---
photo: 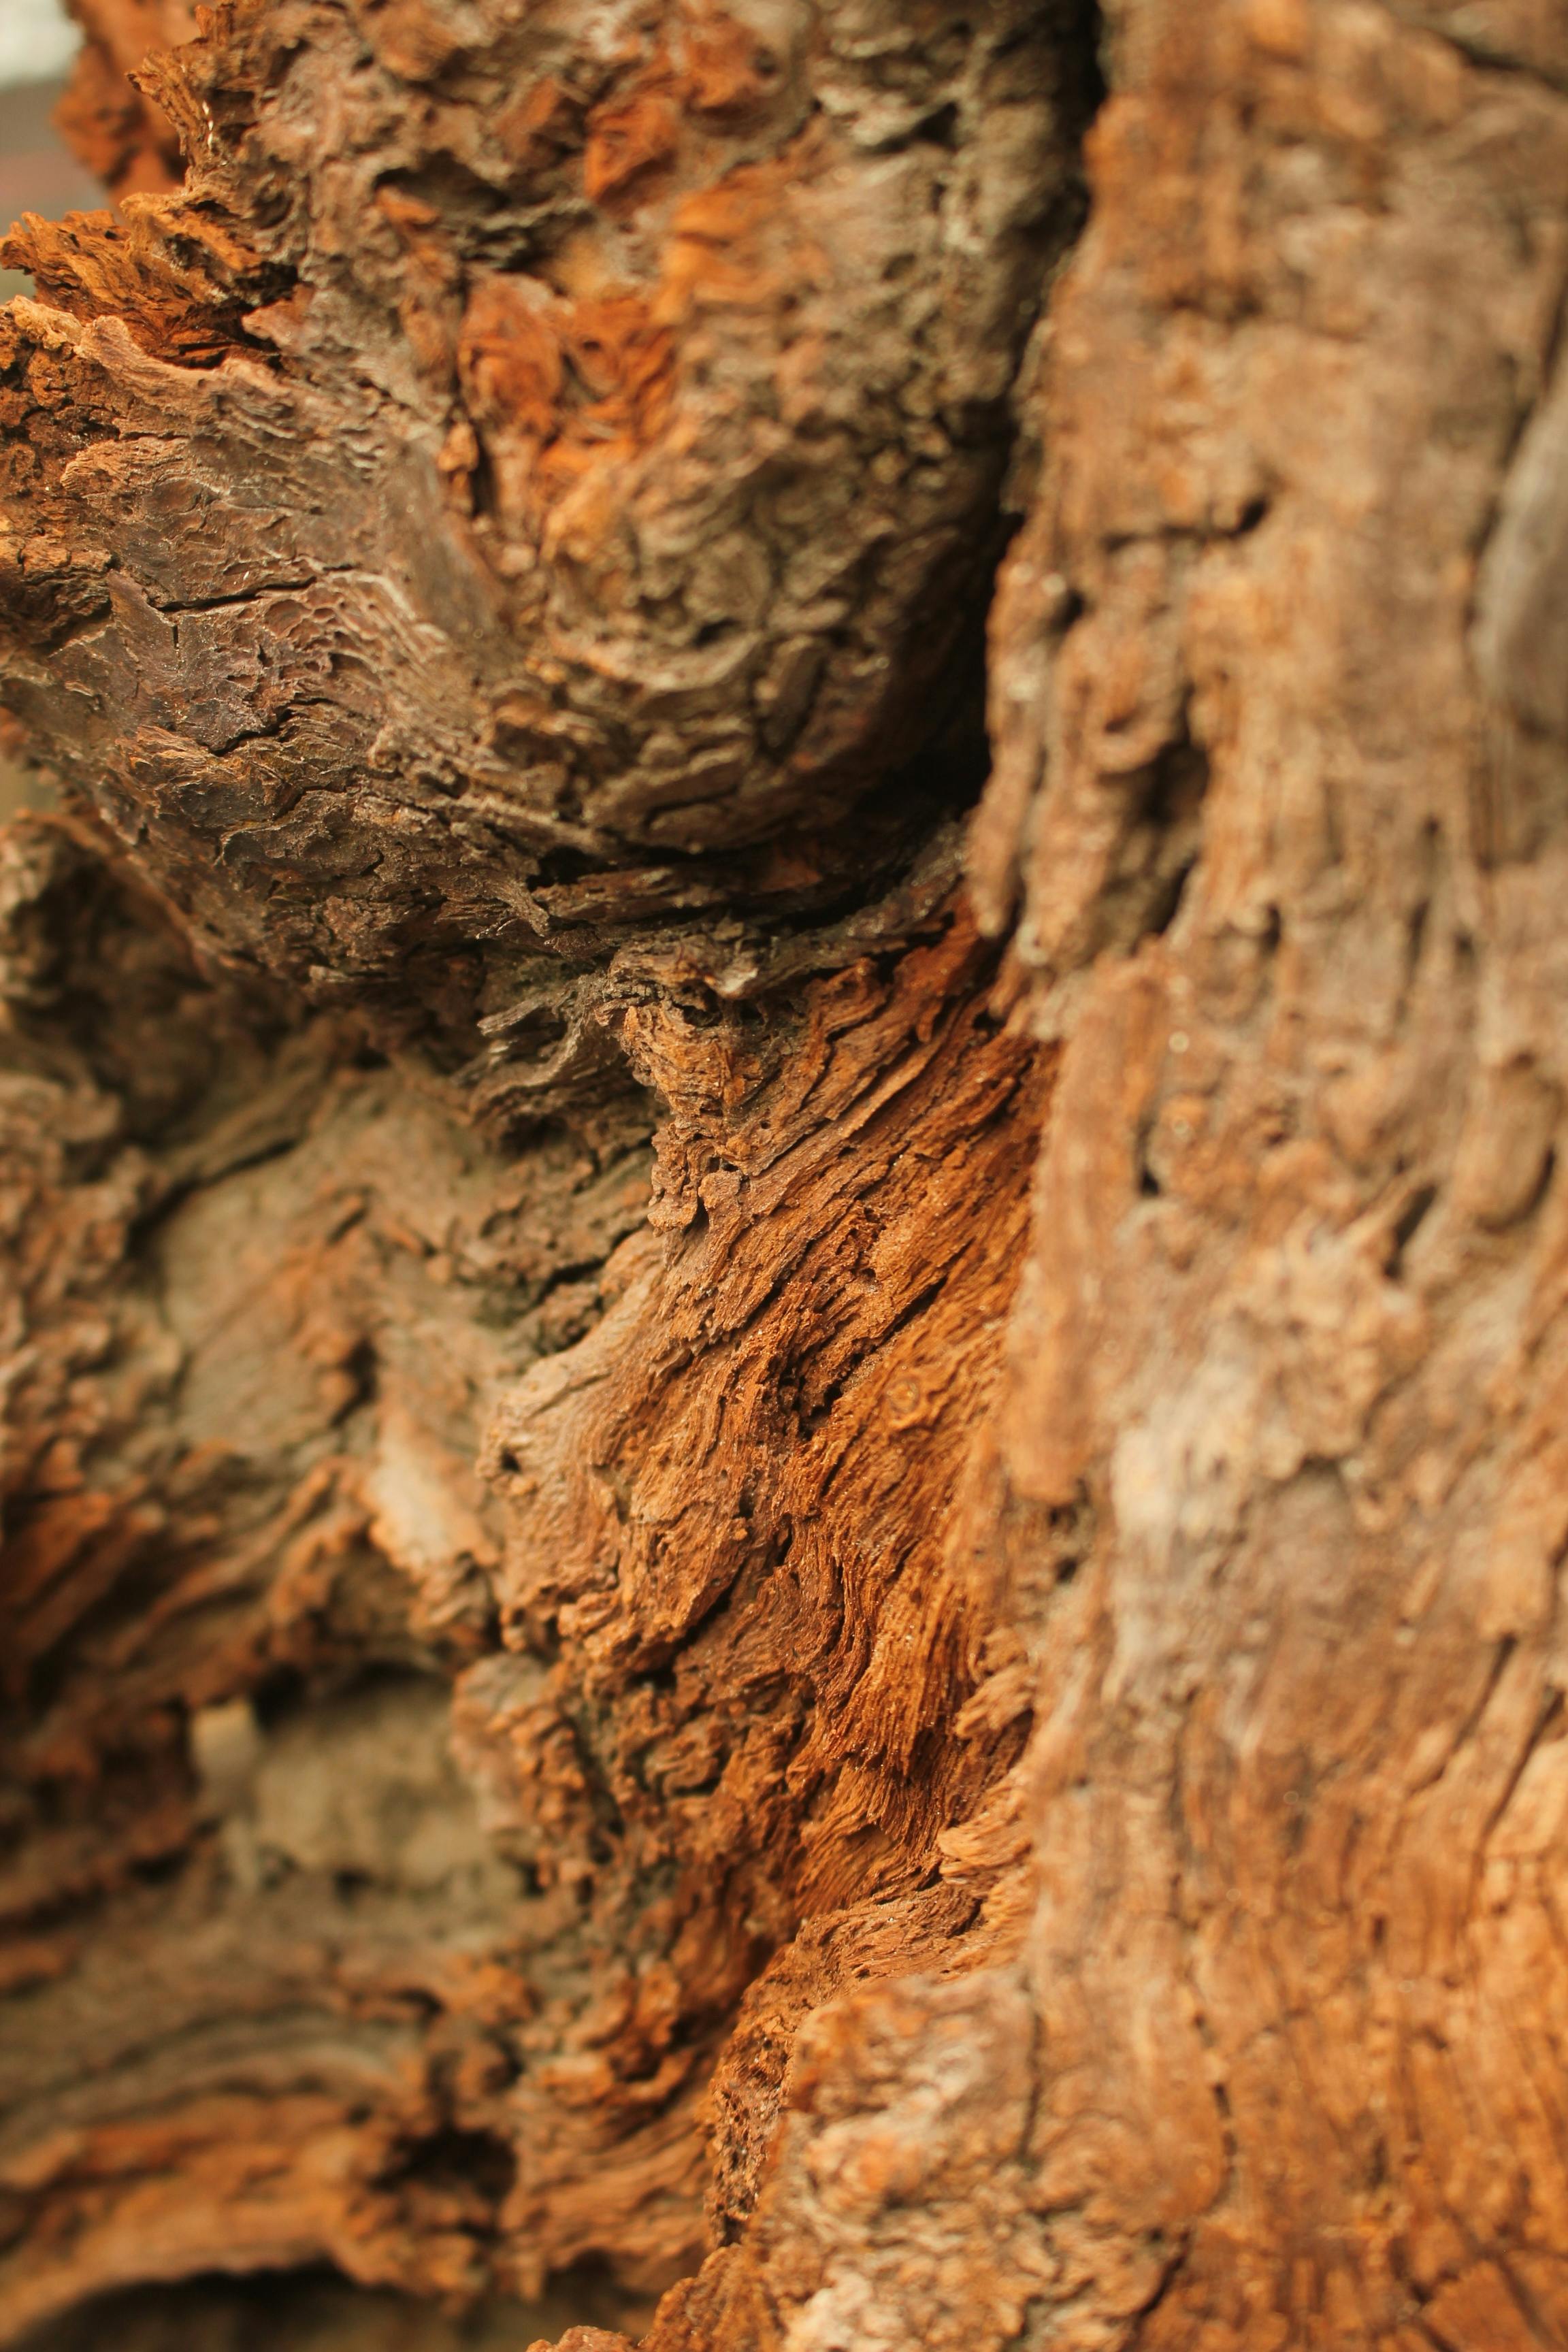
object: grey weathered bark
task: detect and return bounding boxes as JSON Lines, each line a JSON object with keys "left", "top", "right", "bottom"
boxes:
{"left": 3, "top": 1, "right": 1568, "bottom": 2348}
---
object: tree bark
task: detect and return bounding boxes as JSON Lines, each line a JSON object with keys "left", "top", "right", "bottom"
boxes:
{"left": 2, "top": 1, "right": 1567, "bottom": 2349}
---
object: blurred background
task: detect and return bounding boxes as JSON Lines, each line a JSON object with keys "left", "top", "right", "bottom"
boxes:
{"left": 1, "top": 0, "right": 99, "bottom": 815}
{"left": 1, "top": 0, "right": 100, "bottom": 302}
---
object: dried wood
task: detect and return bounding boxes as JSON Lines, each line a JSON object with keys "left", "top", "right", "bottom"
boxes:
{"left": 3, "top": 1, "right": 1568, "bottom": 2348}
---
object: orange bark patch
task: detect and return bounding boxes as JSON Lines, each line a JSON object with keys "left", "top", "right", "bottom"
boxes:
{"left": 459, "top": 274, "right": 676, "bottom": 516}
{"left": 457, "top": 278, "right": 566, "bottom": 438}
{"left": 680, "top": 6, "right": 783, "bottom": 118}
{"left": 659, "top": 139, "right": 828, "bottom": 320}
{"left": 560, "top": 293, "right": 676, "bottom": 443}
{"left": 584, "top": 84, "right": 684, "bottom": 210}
{"left": 495, "top": 76, "right": 585, "bottom": 174}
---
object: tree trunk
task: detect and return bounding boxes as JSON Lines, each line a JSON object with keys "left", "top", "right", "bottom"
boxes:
{"left": 2, "top": 1, "right": 1566, "bottom": 2347}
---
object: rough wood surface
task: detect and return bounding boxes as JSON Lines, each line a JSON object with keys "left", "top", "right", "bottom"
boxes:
{"left": 4, "top": 0, "right": 1568, "bottom": 2347}
{"left": 1, "top": 0, "right": 1093, "bottom": 1086}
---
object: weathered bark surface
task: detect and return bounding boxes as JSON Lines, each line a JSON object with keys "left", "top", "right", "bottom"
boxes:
{"left": 0, "top": 4, "right": 1079, "bottom": 2334}
{"left": 3, "top": 0, "right": 1568, "bottom": 2348}
{"left": 1, "top": 0, "right": 1092, "bottom": 1100}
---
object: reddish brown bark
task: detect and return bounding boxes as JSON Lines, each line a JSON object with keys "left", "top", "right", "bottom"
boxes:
{"left": 3, "top": 1, "right": 1568, "bottom": 2348}
{"left": 54, "top": 0, "right": 196, "bottom": 197}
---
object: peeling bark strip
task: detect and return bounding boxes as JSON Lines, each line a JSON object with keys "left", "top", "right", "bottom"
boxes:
{"left": 3, "top": 1, "right": 1568, "bottom": 2350}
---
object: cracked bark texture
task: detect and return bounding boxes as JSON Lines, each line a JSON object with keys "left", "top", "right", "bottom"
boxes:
{"left": 3, "top": 0, "right": 1568, "bottom": 2349}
